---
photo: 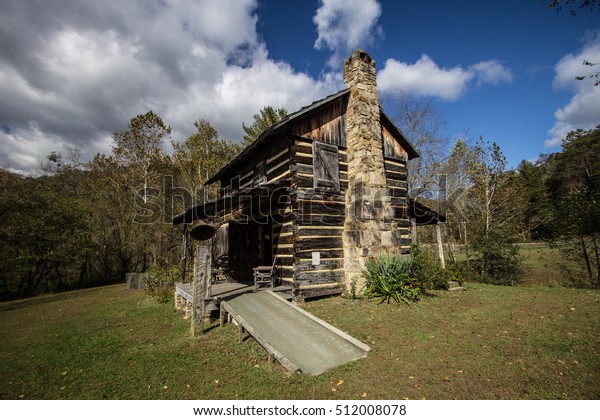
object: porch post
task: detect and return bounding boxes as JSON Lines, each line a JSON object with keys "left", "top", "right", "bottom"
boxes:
{"left": 191, "top": 240, "right": 212, "bottom": 336}
{"left": 180, "top": 224, "right": 188, "bottom": 283}
{"left": 435, "top": 223, "right": 446, "bottom": 269}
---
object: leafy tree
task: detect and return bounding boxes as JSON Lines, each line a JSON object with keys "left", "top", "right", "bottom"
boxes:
{"left": 241, "top": 106, "right": 287, "bottom": 146}
{"left": 0, "top": 164, "right": 93, "bottom": 300}
{"left": 546, "top": 127, "right": 600, "bottom": 287}
{"left": 516, "top": 158, "right": 553, "bottom": 239}
{"left": 172, "top": 119, "right": 241, "bottom": 205}
{"left": 441, "top": 137, "right": 525, "bottom": 283}
{"left": 112, "top": 110, "right": 171, "bottom": 203}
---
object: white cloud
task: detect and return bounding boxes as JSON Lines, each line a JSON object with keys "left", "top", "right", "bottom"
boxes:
{"left": 378, "top": 55, "right": 513, "bottom": 100}
{"left": 313, "top": 0, "right": 382, "bottom": 67}
{"left": 0, "top": 0, "right": 340, "bottom": 173}
{"left": 470, "top": 60, "right": 514, "bottom": 86}
{"left": 546, "top": 32, "right": 600, "bottom": 148}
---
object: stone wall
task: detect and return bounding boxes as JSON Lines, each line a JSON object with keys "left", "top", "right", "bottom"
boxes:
{"left": 342, "top": 50, "right": 401, "bottom": 294}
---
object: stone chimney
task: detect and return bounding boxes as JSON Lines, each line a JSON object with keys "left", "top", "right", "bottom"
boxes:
{"left": 342, "top": 50, "right": 400, "bottom": 294}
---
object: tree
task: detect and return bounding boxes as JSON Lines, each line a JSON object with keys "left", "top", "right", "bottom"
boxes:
{"left": 516, "top": 158, "right": 553, "bottom": 239}
{"left": 381, "top": 92, "right": 449, "bottom": 193}
{"left": 546, "top": 127, "right": 600, "bottom": 287}
{"left": 544, "top": 0, "right": 598, "bottom": 15}
{"left": 112, "top": 110, "right": 171, "bottom": 204}
{"left": 172, "top": 119, "right": 241, "bottom": 206}
{"left": 0, "top": 163, "right": 93, "bottom": 299}
{"left": 466, "top": 138, "right": 523, "bottom": 239}
{"left": 442, "top": 137, "right": 525, "bottom": 284}
{"left": 543, "top": 1, "right": 599, "bottom": 84}
{"left": 241, "top": 106, "right": 287, "bottom": 146}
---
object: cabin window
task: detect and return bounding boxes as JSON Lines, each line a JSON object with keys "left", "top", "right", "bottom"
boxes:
{"left": 253, "top": 160, "right": 267, "bottom": 187}
{"left": 313, "top": 141, "right": 340, "bottom": 191}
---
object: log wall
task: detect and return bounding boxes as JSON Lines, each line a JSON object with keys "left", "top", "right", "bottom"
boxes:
{"left": 289, "top": 136, "right": 346, "bottom": 298}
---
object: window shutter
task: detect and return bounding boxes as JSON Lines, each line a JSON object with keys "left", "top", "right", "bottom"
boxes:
{"left": 313, "top": 141, "right": 340, "bottom": 190}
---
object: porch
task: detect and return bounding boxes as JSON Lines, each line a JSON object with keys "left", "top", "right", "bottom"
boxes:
{"left": 174, "top": 280, "right": 293, "bottom": 317}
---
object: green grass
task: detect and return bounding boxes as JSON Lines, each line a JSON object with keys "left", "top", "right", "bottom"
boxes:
{"left": 1, "top": 282, "right": 599, "bottom": 399}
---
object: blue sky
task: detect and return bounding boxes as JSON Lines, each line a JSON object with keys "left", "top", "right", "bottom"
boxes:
{"left": 1, "top": 0, "right": 599, "bottom": 173}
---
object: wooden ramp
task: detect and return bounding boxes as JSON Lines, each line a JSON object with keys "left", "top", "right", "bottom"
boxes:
{"left": 221, "top": 291, "right": 370, "bottom": 375}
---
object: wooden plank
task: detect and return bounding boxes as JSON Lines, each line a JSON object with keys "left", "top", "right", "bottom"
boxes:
{"left": 296, "top": 214, "right": 345, "bottom": 226}
{"left": 221, "top": 300, "right": 301, "bottom": 373}
{"left": 266, "top": 290, "right": 370, "bottom": 352}
{"left": 294, "top": 269, "right": 344, "bottom": 283}
{"left": 295, "top": 258, "right": 344, "bottom": 271}
{"left": 299, "top": 284, "right": 344, "bottom": 300}
{"left": 222, "top": 291, "right": 368, "bottom": 375}
{"left": 385, "top": 171, "right": 407, "bottom": 182}
{"left": 297, "top": 227, "right": 344, "bottom": 237}
{"left": 295, "top": 236, "right": 343, "bottom": 251}
{"left": 297, "top": 200, "right": 345, "bottom": 215}
{"left": 384, "top": 161, "right": 407, "bottom": 172}
{"left": 175, "top": 283, "right": 193, "bottom": 302}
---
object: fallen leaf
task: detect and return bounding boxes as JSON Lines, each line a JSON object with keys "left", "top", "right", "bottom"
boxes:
{"left": 186, "top": 384, "right": 190, "bottom": 388}
{"left": 361, "top": 392, "right": 367, "bottom": 397}
{"left": 557, "top": 360, "right": 566, "bottom": 365}
{"left": 337, "top": 379, "right": 344, "bottom": 386}
{"left": 254, "top": 364, "right": 260, "bottom": 368}
{"left": 163, "top": 385, "right": 168, "bottom": 389}
{"left": 61, "top": 371, "right": 68, "bottom": 376}
{"left": 408, "top": 376, "right": 415, "bottom": 379}
{"left": 214, "top": 380, "right": 219, "bottom": 384}
{"left": 456, "top": 370, "right": 463, "bottom": 373}
{"left": 331, "top": 388, "right": 337, "bottom": 392}
{"left": 443, "top": 376, "right": 450, "bottom": 382}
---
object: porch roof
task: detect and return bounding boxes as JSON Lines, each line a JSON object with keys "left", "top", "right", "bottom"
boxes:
{"left": 409, "top": 199, "right": 446, "bottom": 225}
{"left": 172, "top": 179, "right": 290, "bottom": 225}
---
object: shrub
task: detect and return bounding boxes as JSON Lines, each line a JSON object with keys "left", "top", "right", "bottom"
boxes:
{"left": 409, "top": 244, "right": 450, "bottom": 290}
{"left": 445, "top": 262, "right": 471, "bottom": 285}
{"left": 362, "top": 253, "right": 427, "bottom": 305}
{"left": 470, "top": 235, "right": 524, "bottom": 286}
{"left": 141, "top": 265, "right": 180, "bottom": 304}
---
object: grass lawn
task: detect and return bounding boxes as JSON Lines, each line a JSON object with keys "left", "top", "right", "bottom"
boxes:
{"left": 1, "top": 281, "right": 599, "bottom": 399}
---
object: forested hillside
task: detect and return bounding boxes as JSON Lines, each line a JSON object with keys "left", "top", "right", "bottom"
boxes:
{"left": 0, "top": 112, "right": 240, "bottom": 300}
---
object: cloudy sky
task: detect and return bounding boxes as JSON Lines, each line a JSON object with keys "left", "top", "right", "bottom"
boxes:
{"left": 1, "top": 0, "right": 599, "bottom": 174}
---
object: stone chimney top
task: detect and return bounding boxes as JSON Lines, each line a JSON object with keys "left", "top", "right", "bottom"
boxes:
{"left": 343, "top": 50, "right": 376, "bottom": 87}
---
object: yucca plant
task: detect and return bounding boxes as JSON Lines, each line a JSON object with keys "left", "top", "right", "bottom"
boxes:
{"left": 362, "top": 253, "right": 423, "bottom": 305}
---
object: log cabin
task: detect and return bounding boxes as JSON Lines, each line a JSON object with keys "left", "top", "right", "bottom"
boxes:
{"left": 173, "top": 50, "right": 443, "bottom": 302}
